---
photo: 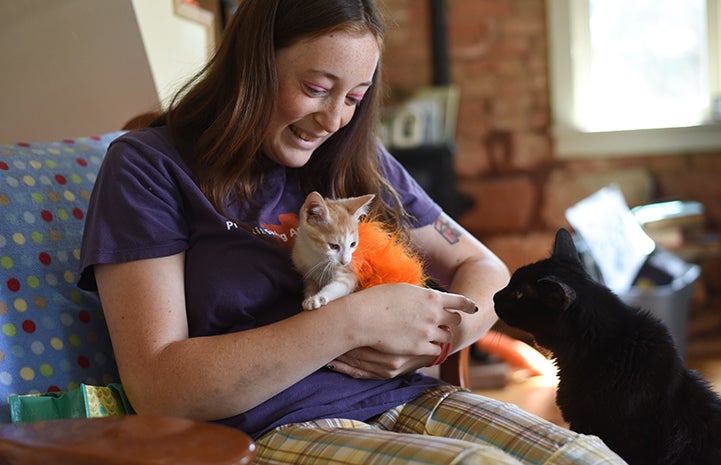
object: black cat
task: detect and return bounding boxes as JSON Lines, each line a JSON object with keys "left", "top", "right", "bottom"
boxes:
{"left": 493, "top": 228, "right": 721, "bottom": 465}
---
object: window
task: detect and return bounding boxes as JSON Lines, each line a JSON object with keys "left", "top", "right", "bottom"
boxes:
{"left": 547, "top": 0, "right": 721, "bottom": 157}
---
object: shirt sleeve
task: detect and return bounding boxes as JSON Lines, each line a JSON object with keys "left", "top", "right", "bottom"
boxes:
{"left": 377, "top": 143, "right": 442, "bottom": 228}
{"left": 78, "top": 131, "right": 193, "bottom": 290}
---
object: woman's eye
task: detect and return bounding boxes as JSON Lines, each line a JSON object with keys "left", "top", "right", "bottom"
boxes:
{"left": 304, "top": 83, "right": 326, "bottom": 96}
{"left": 346, "top": 94, "right": 364, "bottom": 106}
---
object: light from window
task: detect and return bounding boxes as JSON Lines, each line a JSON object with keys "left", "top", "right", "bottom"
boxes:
{"left": 581, "top": 0, "right": 709, "bottom": 132}
{"left": 547, "top": 0, "right": 721, "bottom": 157}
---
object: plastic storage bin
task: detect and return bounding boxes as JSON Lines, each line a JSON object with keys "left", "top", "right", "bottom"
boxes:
{"left": 575, "top": 238, "right": 700, "bottom": 360}
{"left": 618, "top": 261, "right": 700, "bottom": 359}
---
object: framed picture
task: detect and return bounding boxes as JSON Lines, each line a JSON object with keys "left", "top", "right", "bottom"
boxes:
{"left": 381, "top": 85, "right": 460, "bottom": 149}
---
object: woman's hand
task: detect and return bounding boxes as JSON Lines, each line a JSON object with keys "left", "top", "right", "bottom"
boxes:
{"left": 328, "top": 283, "right": 476, "bottom": 379}
{"left": 330, "top": 347, "right": 429, "bottom": 379}
{"left": 329, "top": 212, "right": 511, "bottom": 380}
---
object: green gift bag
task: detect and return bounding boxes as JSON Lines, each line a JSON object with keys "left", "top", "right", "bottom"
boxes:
{"left": 8, "top": 383, "right": 134, "bottom": 423}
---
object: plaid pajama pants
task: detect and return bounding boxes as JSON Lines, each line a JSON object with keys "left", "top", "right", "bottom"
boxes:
{"left": 255, "top": 385, "right": 627, "bottom": 465}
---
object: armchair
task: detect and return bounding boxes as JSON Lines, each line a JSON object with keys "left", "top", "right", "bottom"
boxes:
{"left": 0, "top": 131, "right": 470, "bottom": 463}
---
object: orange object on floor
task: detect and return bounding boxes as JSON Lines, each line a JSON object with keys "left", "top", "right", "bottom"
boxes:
{"left": 476, "top": 330, "right": 556, "bottom": 377}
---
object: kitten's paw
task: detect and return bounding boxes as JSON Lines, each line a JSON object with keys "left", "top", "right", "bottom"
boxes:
{"left": 303, "top": 295, "right": 327, "bottom": 310}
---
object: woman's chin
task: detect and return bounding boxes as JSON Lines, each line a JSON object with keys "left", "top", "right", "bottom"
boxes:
{"left": 269, "top": 150, "right": 313, "bottom": 168}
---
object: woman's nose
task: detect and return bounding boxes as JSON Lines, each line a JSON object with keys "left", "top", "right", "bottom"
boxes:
{"left": 315, "top": 100, "right": 353, "bottom": 133}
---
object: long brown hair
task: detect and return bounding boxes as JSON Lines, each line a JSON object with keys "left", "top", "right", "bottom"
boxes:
{"left": 164, "top": 0, "right": 409, "bottom": 232}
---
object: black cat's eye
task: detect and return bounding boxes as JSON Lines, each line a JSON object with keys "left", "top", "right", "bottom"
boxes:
{"left": 514, "top": 290, "right": 523, "bottom": 300}
{"left": 329, "top": 243, "right": 340, "bottom": 251}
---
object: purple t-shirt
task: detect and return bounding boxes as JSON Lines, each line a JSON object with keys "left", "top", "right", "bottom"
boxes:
{"left": 78, "top": 126, "right": 445, "bottom": 438}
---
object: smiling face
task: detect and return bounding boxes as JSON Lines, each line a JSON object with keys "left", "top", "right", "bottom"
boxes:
{"left": 261, "top": 30, "right": 380, "bottom": 168}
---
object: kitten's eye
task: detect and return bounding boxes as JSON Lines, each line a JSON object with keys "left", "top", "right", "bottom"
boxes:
{"left": 329, "top": 243, "right": 340, "bottom": 251}
{"left": 350, "top": 241, "right": 357, "bottom": 248}
{"left": 513, "top": 290, "right": 523, "bottom": 300}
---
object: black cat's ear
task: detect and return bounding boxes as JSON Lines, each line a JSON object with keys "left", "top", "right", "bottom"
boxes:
{"left": 538, "top": 275, "right": 577, "bottom": 311}
{"left": 553, "top": 228, "right": 582, "bottom": 265}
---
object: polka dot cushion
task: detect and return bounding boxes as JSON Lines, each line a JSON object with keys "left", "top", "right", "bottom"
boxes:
{"left": 0, "top": 132, "right": 124, "bottom": 423}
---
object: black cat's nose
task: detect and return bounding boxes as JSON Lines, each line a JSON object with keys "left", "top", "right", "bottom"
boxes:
{"left": 492, "top": 289, "right": 503, "bottom": 305}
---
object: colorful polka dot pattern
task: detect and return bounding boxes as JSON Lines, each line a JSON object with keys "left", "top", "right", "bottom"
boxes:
{"left": 0, "top": 132, "right": 124, "bottom": 422}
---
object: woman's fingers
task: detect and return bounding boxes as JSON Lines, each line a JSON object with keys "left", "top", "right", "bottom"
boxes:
{"left": 331, "top": 348, "right": 435, "bottom": 379}
{"left": 441, "top": 292, "right": 478, "bottom": 314}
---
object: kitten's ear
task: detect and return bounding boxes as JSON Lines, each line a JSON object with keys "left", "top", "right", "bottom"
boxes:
{"left": 345, "top": 194, "right": 375, "bottom": 220}
{"left": 538, "top": 275, "right": 577, "bottom": 311}
{"left": 553, "top": 228, "right": 582, "bottom": 265}
{"left": 303, "top": 191, "right": 329, "bottom": 224}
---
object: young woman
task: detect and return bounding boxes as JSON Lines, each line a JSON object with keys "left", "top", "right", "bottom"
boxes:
{"left": 79, "top": 1, "right": 626, "bottom": 463}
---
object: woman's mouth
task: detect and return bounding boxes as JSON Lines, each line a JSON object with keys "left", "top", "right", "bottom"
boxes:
{"left": 290, "top": 125, "right": 318, "bottom": 142}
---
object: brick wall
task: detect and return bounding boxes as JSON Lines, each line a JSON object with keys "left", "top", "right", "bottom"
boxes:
{"left": 380, "top": 0, "right": 721, "bottom": 356}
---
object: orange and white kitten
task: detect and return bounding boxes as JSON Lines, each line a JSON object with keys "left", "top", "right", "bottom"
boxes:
{"left": 292, "top": 191, "right": 375, "bottom": 310}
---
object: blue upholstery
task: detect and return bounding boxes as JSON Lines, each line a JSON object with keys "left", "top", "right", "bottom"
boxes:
{"left": 0, "top": 132, "right": 124, "bottom": 422}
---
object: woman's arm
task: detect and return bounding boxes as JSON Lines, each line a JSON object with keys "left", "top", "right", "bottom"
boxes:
{"left": 412, "top": 212, "right": 510, "bottom": 351}
{"left": 95, "top": 252, "right": 476, "bottom": 421}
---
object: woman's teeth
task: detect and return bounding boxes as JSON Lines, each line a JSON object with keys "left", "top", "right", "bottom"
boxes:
{"left": 291, "top": 126, "right": 312, "bottom": 142}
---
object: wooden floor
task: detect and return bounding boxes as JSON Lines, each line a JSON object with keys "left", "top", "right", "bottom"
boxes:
{"left": 471, "top": 356, "right": 721, "bottom": 427}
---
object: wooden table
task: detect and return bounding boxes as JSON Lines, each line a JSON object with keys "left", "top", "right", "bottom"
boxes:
{"left": 0, "top": 414, "right": 256, "bottom": 465}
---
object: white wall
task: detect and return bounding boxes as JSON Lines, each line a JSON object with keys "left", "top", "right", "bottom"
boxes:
{"left": 0, "top": 0, "right": 214, "bottom": 142}
{"left": 131, "top": 0, "right": 213, "bottom": 108}
{"left": 0, "top": 0, "right": 160, "bottom": 142}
